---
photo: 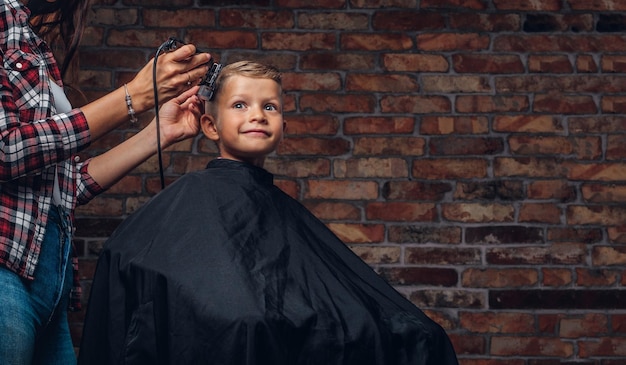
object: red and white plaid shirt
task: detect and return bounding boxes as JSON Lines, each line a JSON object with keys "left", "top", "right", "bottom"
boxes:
{"left": 0, "top": 0, "right": 103, "bottom": 310}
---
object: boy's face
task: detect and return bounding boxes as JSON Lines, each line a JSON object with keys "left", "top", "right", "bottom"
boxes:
{"left": 201, "top": 75, "right": 285, "bottom": 167}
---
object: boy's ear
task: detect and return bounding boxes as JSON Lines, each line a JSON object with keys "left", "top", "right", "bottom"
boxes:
{"left": 200, "top": 114, "right": 220, "bottom": 142}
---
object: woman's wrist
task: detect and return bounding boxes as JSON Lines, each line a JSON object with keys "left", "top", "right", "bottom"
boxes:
{"left": 124, "top": 80, "right": 153, "bottom": 116}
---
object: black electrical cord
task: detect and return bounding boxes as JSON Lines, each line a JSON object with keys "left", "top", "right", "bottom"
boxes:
{"left": 151, "top": 37, "right": 221, "bottom": 190}
{"left": 152, "top": 38, "right": 182, "bottom": 189}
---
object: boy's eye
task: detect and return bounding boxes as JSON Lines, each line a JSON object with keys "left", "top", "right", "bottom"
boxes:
{"left": 233, "top": 102, "right": 245, "bottom": 109}
{"left": 265, "top": 104, "right": 277, "bottom": 111}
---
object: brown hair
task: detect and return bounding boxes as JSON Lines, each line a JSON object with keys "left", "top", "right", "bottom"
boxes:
{"left": 29, "top": 0, "right": 91, "bottom": 80}
{"left": 205, "top": 60, "right": 282, "bottom": 115}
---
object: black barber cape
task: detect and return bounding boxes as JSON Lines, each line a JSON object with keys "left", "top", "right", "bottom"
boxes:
{"left": 78, "top": 158, "right": 459, "bottom": 365}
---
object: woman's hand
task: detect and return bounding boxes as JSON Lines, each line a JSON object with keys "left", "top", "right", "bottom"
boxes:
{"left": 86, "top": 86, "right": 203, "bottom": 189}
{"left": 156, "top": 86, "right": 203, "bottom": 147}
{"left": 127, "top": 44, "right": 211, "bottom": 113}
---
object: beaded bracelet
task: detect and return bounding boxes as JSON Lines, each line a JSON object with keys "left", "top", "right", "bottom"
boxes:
{"left": 123, "top": 83, "right": 138, "bottom": 124}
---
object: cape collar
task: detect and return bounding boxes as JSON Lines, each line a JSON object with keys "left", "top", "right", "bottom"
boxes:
{"left": 206, "top": 158, "right": 274, "bottom": 186}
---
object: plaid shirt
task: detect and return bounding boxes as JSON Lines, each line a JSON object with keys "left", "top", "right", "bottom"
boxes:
{"left": 0, "top": 0, "right": 103, "bottom": 310}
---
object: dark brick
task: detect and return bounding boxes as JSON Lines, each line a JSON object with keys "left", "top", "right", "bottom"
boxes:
{"left": 388, "top": 225, "right": 462, "bottom": 244}
{"left": 547, "top": 228, "right": 603, "bottom": 243}
{"left": 74, "top": 218, "right": 123, "bottom": 237}
{"left": 524, "top": 14, "right": 562, "bottom": 32}
{"left": 466, "top": 226, "right": 544, "bottom": 244}
{"left": 378, "top": 267, "right": 458, "bottom": 286}
{"left": 490, "top": 289, "right": 626, "bottom": 309}
{"left": 597, "top": 14, "right": 626, "bottom": 32}
{"left": 455, "top": 180, "right": 525, "bottom": 201}
{"left": 382, "top": 181, "right": 452, "bottom": 201}
{"left": 429, "top": 137, "right": 504, "bottom": 156}
{"left": 410, "top": 289, "right": 485, "bottom": 309}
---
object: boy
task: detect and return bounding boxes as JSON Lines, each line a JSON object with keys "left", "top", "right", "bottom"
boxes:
{"left": 78, "top": 61, "right": 459, "bottom": 365}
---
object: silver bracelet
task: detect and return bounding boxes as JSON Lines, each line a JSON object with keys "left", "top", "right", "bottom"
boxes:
{"left": 123, "top": 83, "right": 138, "bottom": 124}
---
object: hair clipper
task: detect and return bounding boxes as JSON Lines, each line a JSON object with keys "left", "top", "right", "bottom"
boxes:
{"left": 159, "top": 37, "right": 223, "bottom": 101}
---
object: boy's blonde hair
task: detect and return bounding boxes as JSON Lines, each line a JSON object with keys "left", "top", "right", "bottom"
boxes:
{"left": 204, "top": 61, "right": 282, "bottom": 115}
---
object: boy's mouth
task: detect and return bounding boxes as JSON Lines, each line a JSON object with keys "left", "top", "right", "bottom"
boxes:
{"left": 242, "top": 129, "right": 270, "bottom": 137}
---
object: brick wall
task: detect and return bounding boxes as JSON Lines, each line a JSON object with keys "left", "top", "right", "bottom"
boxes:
{"left": 70, "top": 0, "right": 626, "bottom": 363}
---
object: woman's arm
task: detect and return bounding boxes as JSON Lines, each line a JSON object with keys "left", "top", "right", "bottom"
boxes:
{"left": 0, "top": 44, "right": 210, "bottom": 181}
{"left": 81, "top": 44, "right": 210, "bottom": 141}
{"left": 85, "top": 86, "right": 203, "bottom": 190}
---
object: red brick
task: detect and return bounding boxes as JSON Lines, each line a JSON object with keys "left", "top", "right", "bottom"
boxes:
{"left": 301, "top": 93, "right": 376, "bottom": 113}
{"left": 381, "top": 95, "right": 451, "bottom": 113}
{"left": 567, "top": 205, "right": 626, "bottom": 225}
{"left": 354, "top": 137, "right": 425, "bottom": 156}
{"left": 541, "top": 268, "right": 573, "bottom": 287}
{"left": 277, "top": 137, "right": 350, "bottom": 156}
{"left": 493, "top": 0, "right": 562, "bottom": 11}
{"left": 366, "top": 202, "right": 437, "bottom": 222}
{"left": 305, "top": 180, "right": 378, "bottom": 200}
{"left": 344, "top": 117, "right": 415, "bottom": 135}
{"left": 527, "top": 180, "right": 576, "bottom": 202}
{"left": 383, "top": 181, "right": 452, "bottom": 201}
{"left": 579, "top": 337, "right": 626, "bottom": 357}
{"left": 576, "top": 268, "right": 619, "bottom": 286}
{"left": 420, "top": 116, "right": 489, "bottom": 135}
{"left": 456, "top": 95, "right": 529, "bottom": 113}
{"left": 350, "top": 245, "right": 401, "bottom": 265}
{"left": 406, "top": 247, "right": 481, "bottom": 265}
{"left": 351, "top": 0, "right": 416, "bottom": 7}
{"left": 413, "top": 158, "right": 488, "bottom": 179}
{"left": 518, "top": 203, "right": 561, "bottom": 224}
{"left": 187, "top": 29, "right": 258, "bottom": 49}
{"left": 418, "top": 33, "right": 490, "bottom": 51}
{"left": 494, "top": 115, "right": 564, "bottom": 133}
{"left": 459, "top": 312, "right": 535, "bottom": 333}
{"left": 301, "top": 53, "right": 376, "bottom": 70}
{"left": 144, "top": 9, "right": 216, "bottom": 27}
{"left": 487, "top": 243, "right": 587, "bottom": 265}
{"left": 299, "top": 12, "right": 367, "bottom": 29}
{"left": 346, "top": 74, "right": 418, "bottom": 92}
{"left": 264, "top": 158, "right": 331, "bottom": 178}
{"left": 282, "top": 72, "right": 341, "bottom": 91}
{"left": 462, "top": 268, "right": 538, "bottom": 288}
{"left": 421, "top": 75, "right": 491, "bottom": 93}
{"left": 577, "top": 54, "right": 599, "bottom": 72}
{"left": 494, "top": 157, "right": 568, "bottom": 178}
{"left": 283, "top": 115, "right": 340, "bottom": 136}
{"left": 534, "top": 94, "right": 597, "bottom": 114}
{"left": 442, "top": 203, "right": 515, "bottom": 223}
{"left": 582, "top": 183, "right": 626, "bottom": 203}
{"left": 219, "top": 9, "right": 293, "bottom": 28}
{"left": 570, "top": 0, "right": 626, "bottom": 10}
{"left": 373, "top": 11, "right": 446, "bottom": 31}
{"left": 326, "top": 223, "right": 385, "bottom": 243}
{"left": 568, "top": 162, "right": 626, "bottom": 181}
{"left": 276, "top": 0, "right": 344, "bottom": 8}
{"left": 304, "top": 201, "right": 361, "bottom": 220}
{"left": 453, "top": 54, "right": 524, "bottom": 73}
{"left": 335, "top": 158, "right": 409, "bottom": 178}
{"left": 341, "top": 33, "right": 414, "bottom": 51}
{"left": 262, "top": 32, "right": 335, "bottom": 51}
{"left": 383, "top": 54, "right": 449, "bottom": 72}
{"left": 422, "top": 0, "right": 488, "bottom": 10}
{"left": 490, "top": 337, "right": 574, "bottom": 357}
{"left": 450, "top": 13, "right": 520, "bottom": 31}
{"left": 591, "top": 246, "right": 626, "bottom": 266}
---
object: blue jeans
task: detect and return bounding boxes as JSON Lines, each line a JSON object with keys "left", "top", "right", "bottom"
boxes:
{"left": 0, "top": 205, "right": 76, "bottom": 365}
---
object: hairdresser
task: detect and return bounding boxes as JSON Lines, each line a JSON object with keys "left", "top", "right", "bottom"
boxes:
{"left": 0, "top": 0, "right": 210, "bottom": 363}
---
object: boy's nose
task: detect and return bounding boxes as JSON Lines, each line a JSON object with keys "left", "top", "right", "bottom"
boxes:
{"left": 249, "top": 107, "right": 268, "bottom": 123}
